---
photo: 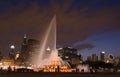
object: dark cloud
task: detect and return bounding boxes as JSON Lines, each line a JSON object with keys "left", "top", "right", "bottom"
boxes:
{"left": 73, "top": 44, "right": 95, "bottom": 51}
{"left": 0, "top": 0, "right": 120, "bottom": 13}
{"left": 0, "top": 0, "right": 120, "bottom": 55}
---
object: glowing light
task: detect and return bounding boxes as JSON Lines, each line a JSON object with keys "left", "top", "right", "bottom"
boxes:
{"left": 65, "top": 56, "right": 69, "bottom": 58}
{"left": 10, "top": 45, "right": 15, "bottom": 49}
{"left": 46, "top": 47, "right": 51, "bottom": 51}
{"left": 0, "top": 62, "right": 2, "bottom": 65}
{"left": 27, "top": 67, "right": 32, "bottom": 69}
{"left": 101, "top": 51, "right": 105, "bottom": 54}
{"left": 106, "top": 60, "right": 110, "bottom": 63}
{"left": 2, "top": 66, "right": 9, "bottom": 70}
{"left": 58, "top": 48, "right": 63, "bottom": 50}
{"left": 68, "top": 47, "right": 72, "bottom": 49}
{"left": 15, "top": 54, "right": 19, "bottom": 60}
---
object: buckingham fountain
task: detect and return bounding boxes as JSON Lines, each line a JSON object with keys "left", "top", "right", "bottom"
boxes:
{"left": 30, "top": 15, "right": 71, "bottom": 72}
{"left": 0, "top": 15, "right": 89, "bottom": 72}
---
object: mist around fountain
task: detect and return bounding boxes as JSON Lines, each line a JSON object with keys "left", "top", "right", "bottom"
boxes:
{"left": 76, "top": 65, "right": 89, "bottom": 72}
{"left": 30, "top": 15, "right": 70, "bottom": 68}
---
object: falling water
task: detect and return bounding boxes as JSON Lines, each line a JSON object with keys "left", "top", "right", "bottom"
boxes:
{"left": 31, "top": 15, "right": 70, "bottom": 68}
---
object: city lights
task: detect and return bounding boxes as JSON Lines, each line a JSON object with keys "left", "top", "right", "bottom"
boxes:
{"left": 0, "top": 9, "right": 119, "bottom": 75}
{"left": 101, "top": 51, "right": 105, "bottom": 54}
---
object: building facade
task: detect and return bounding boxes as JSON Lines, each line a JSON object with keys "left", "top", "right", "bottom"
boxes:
{"left": 100, "top": 51, "right": 105, "bottom": 61}
{"left": 58, "top": 47, "right": 82, "bottom": 67}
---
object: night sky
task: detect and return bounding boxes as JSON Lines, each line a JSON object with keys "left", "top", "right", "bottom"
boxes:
{"left": 0, "top": 0, "right": 120, "bottom": 59}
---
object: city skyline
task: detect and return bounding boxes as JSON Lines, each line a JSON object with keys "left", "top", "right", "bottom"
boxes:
{"left": 0, "top": 0, "right": 120, "bottom": 58}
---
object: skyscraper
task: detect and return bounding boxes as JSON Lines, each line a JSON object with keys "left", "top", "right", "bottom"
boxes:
{"left": 21, "top": 34, "right": 27, "bottom": 52}
{"left": 27, "top": 39, "right": 40, "bottom": 63}
{"left": 87, "top": 56, "right": 91, "bottom": 61}
{"left": 100, "top": 51, "right": 105, "bottom": 61}
{"left": 19, "top": 34, "right": 28, "bottom": 62}
{"left": 9, "top": 45, "right": 15, "bottom": 59}
{"left": 91, "top": 54, "right": 98, "bottom": 62}
{"left": 0, "top": 51, "right": 3, "bottom": 60}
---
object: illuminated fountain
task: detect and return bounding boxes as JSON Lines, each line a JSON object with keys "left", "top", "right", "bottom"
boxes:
{"left": 31, "top": 15, "right": 71, "bottom": 72}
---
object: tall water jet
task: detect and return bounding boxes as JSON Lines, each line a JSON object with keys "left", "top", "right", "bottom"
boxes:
{"left": 31, "top": 15, "right": 70, "bottom": 68}
{"left": 37, "top": 15, "right": 57, "bottom": 67}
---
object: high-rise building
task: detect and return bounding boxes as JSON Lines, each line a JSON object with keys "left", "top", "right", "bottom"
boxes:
{"left": 26, "top": 39, "right": 40, "bottom": 64}
{"left": 114, "top": 57, "right": 120, "bottom": 65}
{"left": 9, "top": 45, "right": 15, "bottom": 59}
{"left": 91, "top": 54, "right": 98, "bottom": 62}
{"left": 58, "top": 47, "right": 77, "bottom": 60}
{"left": 0, "top": 51, "right": 3, "bottom": 60}
{"left": 19, "top": 34, "right": 40, "bottom": 64}
{"left": 21, "top": 34, "right": 27, "bottom": 52}
{"left": 58, "top": 47, "right": 81, "bottom": 66}
{"left": 19, "top": 34, "right": 28, "bottom": 62}
{"left": 27, "top": 39, "right": 40, "bottom": 53}
{"left": 87, "top": 56, "right": 91, "bottom": 61}
{"left": 58, "top": 47, "right": 77, "bottom": 57}
{"left": 100, "top": 51, "right": 105, "bottom": 61}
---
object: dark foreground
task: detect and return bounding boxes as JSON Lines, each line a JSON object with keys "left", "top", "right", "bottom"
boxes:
{"left": 0, "top": 72, "right": 120, "bottom": 77}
